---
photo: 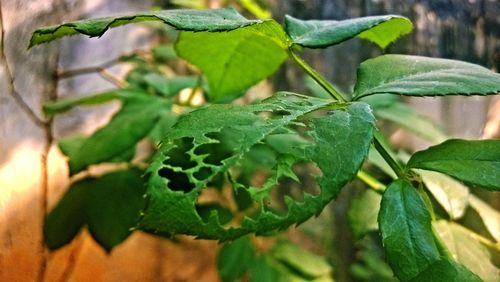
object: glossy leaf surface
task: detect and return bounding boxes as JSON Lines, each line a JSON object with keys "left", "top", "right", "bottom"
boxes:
{"left": 175, "top": 20, "right": 289, "bottom": 101}
{"left": 138, "top": 93, "right": 374, "bottom": 241}
{"left": 378, "top": 179, "right": 441, "bottom": 281}
{"left": 44, "top": 169, "right": 146, "bottom": 251}
{"left": 285, "top": 15, "right": 412, "bottom": 49}
{"left": 410, "top": 258, "right": 481, "bottom": 282}
{"left": 353, "top": 55, "right": 500, "bottom": 99}
{"left": 30, "top": 8, "right": 261, "bottom": 47}
{"left": 407, "top": 139, "right": 500, "bottom": 191}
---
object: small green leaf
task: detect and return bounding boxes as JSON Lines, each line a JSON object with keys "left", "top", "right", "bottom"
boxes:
{"left": 407, "top": 139, "right": 500, "bottom": 191}
{"left": 29, "top": 8, "right": 261, "bottom": 47}
{"left": 348, "top": 189, "right": 381, "bottom": 238}
{"left": 410, "top": 258, "right": 481, "bottom": 282}
{"left": 175, "top": 20, "right": 289, "bottom": 101}
{"left": 434, "top": 220, "right": 499, "bottom": 281}
{"left": 353, "top": 55, "right": 500, "bottom": 100}
{"left": 285, "top": 15, "right": 412, "bottom": 49}
{"left": 378, "top": 179, "right": 441, "bottom": 281}
{"left": 44, "top": 169, "right": 146, "bottom": 251}
{"left": 143, "top": 74, "right": 198, "bottom": 97}
{"left": 68, "top": 94, "right": 170, "bottom": 175}
{"left": 217, "top": 236, "right": 256, "bottom": 282}
{"left": 43, "top": 91, "right": 118, "bottom": 116}
{"left": 59, "top": 135, "right": 136, "bottom": 164}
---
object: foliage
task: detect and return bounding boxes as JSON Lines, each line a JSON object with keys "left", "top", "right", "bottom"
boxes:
{"left": 31, "top": 7, "right": 500, "bottom": 281}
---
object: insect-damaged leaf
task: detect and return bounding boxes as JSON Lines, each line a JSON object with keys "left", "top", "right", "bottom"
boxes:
{"left": 138, "top": 93, "right": 374, "bottom": 241}
{"left": 175, "top": 20, "right": 289, "bottom": 101}
{"left": 285, "top": 15, "right": 412, "bottom": 49}
{"left": 353, "top": 55, "right": 500, "bottom": 100}
{"left": 29, "top": 8, "right": 261, "bottom": 47}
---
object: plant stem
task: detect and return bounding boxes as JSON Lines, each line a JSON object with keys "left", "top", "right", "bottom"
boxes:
{"left": 357, "top": 170, "right": 386, "bottom": 193}
{"left": 289, "top": 47, "right": 346, "bottom": 102}
{"left": 289, "top": 47, "right": 406, "bottom": 179}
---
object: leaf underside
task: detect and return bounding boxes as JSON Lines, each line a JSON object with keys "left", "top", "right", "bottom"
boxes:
{"left": 353, "top": 55, "right": 500, "bottom": 99}
{"left": 285, "top": 15, "right": 412, "bottom": 49}
{"left": 138, "top": 92, "right": 374, "bottom": 241}
{"left": 29, "top": 8, "right": 261, "bottom": 47}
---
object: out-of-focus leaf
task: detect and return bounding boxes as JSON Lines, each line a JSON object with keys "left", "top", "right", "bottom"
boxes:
{"left": 348, "top": 189, "right": 381, "bottom": 238}
{"left": 434, "top": 220, "right": 499, "bottom": 281}
{"left": 240, "top": 0, "right": 272, "bottom": 19}
{"left": 175, "top": 20, "right": 289, "bottom": 101}
{"left": 375, "top": 102, "right": 447, "bottom": 143}
{"left": 43, "top": 91, "right": 118, "bottom": 116}
{"left": 59, "top": 135, "right": 136, "bottom": 164}
{"left": 285, "top": 15, "right": 412, "bottom": 49}
{"left": 143, "top": 73, "right": 198, "bottom": 97}
{"left": 30, "top": 8, "right": 261, "bottom": 47}
{"left": 217, "top": 236, "right": 255, "bottom": 282}
{"left": 418, "top": 170, "right": 469, "bottom": 220}
{"left": 44, "top": 169, "right": 146, "bottom": 251}
{"left": 152, "top": 45, "right": 177, "bottom": 62}
{"left": 68, "top": 94, "right": 171, "bottom": 175}
{"left": 353, "top": 55, "right": 500, "bottom": 100}
{"left": 407, "top": 139, "right": 500, "bottom": 191}
{"left": 469, "top": 195, "right": 500, "bottom": 242}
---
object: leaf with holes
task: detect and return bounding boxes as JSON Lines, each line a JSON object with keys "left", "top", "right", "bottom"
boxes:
{"left": 29, "top": 8, "right": 261, "bottom": 47}
{"left": 175, "top": 20, "right": 289, "bottom": 101}
{"left": 407, "top": 139, "right": 500, "bottom": 191}
{"left": 353, "top": 55, "right": 500, "bottom": 100}
{"left": 285, "top": 15, "right": 412, "bottom": 49}
{"left": 138, "top": 92, "right": 374, "bottom": 241}
{"left": 44, "top": 169, "right": 146, "bottom": 251}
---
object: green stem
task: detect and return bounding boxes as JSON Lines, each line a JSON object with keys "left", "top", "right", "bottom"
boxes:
{"left": 289, "top": 47, "right": 406, "bottom": 179}
{"left": 289, "top": 47, "right": 346, "bottom": 102}
{"left": 357, "top": 170, "right": 386, "bottom": 193}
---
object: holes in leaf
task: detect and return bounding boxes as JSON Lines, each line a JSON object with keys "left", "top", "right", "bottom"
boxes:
{"left": 194, "top": 130, "right": 236, "bottom": 166}
{"left": 193, "top": 166, "right": 213, "bottom": 181}
{"left": 163, "top": 137, "right": 197, "bottom": 170}
{"left": 158, "top": 167, "right": 195, "bottom": 193}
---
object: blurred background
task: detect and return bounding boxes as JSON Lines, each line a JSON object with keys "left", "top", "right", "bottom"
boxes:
{"left": 0, "top": 0, "right": 498, "bottom": 281}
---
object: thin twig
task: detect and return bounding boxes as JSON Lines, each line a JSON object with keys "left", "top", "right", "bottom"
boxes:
{"left": 0, "top": 3, "right": 46, "bottom": 127}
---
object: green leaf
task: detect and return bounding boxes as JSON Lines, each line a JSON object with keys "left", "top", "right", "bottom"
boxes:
{"left": 378, "top": 179, "right": 441, "bottom": 281}
{"left": 217, "top": 236, "right": 256, "bottom": 282}
{"left": 44, "top": 169, "right": 146, "bottom": 251}
{"left": 143, "top": 74, "right": 198, "bottom": 97}
{"left": 285, "top": 15, "right": 412, "bottom": 49}
{"left": 418, "top": 171, "right": 469, "bottom": 220}
{"left": 434, "top": 220, "right": 499, "bottom": 281}
{"left": 348, "top": 189, "right": 381, "bottom": 238}
{"left": 29, "top": 8, "right": 261, "bottom": 47}
{"left": 138, "top": 93, "right": 374, "bottom": 241}
{"left": 175, "top": 20, "right": 289, "bottom": 101}
{"left": 407, "top": 139, "right": 500, "bottom": 191}
{"left": 353, "top": 55, "right": 500, "bottom": 100}
{"left": 469, "top": 195, "right": 500, "bottom": 242}
{"left": 410, "top": 258, "right": 481, "bottom": 282}
{"left": 43, "top": 91, "right": 119, "bottom": 116}
{"left": 68, "top": 94, "right": 171, "bottom": 175}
